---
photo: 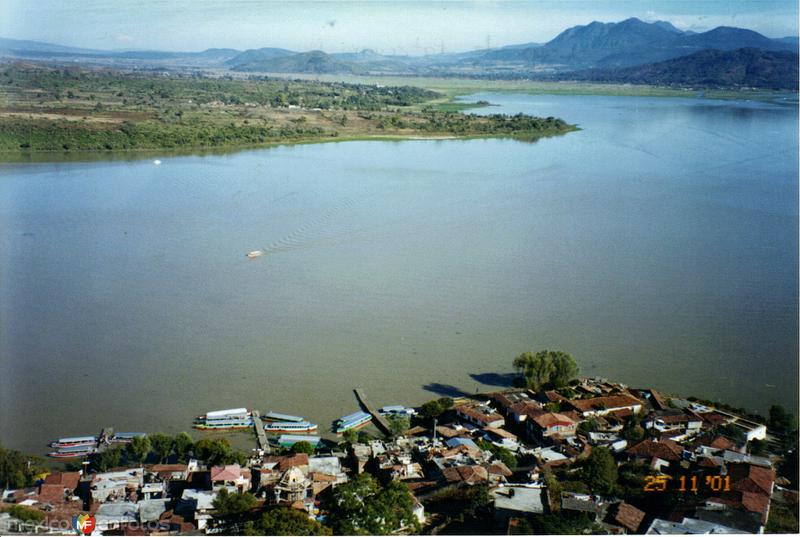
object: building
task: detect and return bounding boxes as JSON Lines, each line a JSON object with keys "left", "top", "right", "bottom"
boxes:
{"left": 491, "top": 486, "right": 546, "bottom": 519}
{"left": 210, "top": 464, "right": 251, "bottom": 493}
{"left": 569, "top": 394, "right": 643, "bottom": 418}
{"left": 528, "top": 412, "right": 578, "bottom": 439}
{"left": 454, "top": 403, "right": 505, "bottom": 429}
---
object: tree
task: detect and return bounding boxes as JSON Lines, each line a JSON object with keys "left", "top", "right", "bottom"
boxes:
{"left": 173, "top": 432, "right": 193, "bottom": 462}
{"left": 194, "top": 438, "right": 231, "bottom": 465}
{"left": 91, "top": 446, "right": 123, "bottom": 472}
{"left": 244, "top": 507, "right": 332, "bottom": 535}
{"left": 342, "top": 429, "right": 358, "bottom": 445}
{"left": 769, "top": 405, "right": 798, "bottom": 434}
{"left": 513, "top": 350, "right": 579, "bottom": 390}
{"left": 126, "top": 435, "right": 151, "bottom": 463}
{"left": 149, "top": 433, "right": 174, "bottom": 463}
{"left": 622, "top": 414, "right": 645, "bottom": 443}
{"left": 0, "top": 444, "right": 45, "bottom": 489}
{"left": 386, "top": 415, "right": 410, "bottom": 437}
{"left": 212, "top": 488, "right": 257, "bottom": 516}
{"left": 326, "top": 473, "right": 419, "bottom": 535}
{"left": 582, "top": 446, "right": 618, "bottom": 494}
{"left": 291, "top": 441, "right": 315, "bottom": 455}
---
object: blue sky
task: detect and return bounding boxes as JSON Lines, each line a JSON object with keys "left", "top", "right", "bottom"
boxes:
{"left": 2, "top": 1, "right": 797, "bottom": 54}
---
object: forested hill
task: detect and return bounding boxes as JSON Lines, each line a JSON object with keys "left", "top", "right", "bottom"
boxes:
{"left": 565, "top": 48, "right": 799, "bottom": 90}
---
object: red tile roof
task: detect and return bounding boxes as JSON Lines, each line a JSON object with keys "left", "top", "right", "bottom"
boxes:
{"left": 43, "top": 472, "right": 80, "bottom": 490}
{"left": 570, "top": 394, "right": 642, "bottom": 414}
{"left": 442, "top": 465, "right": 488, "bottom": 484}
{"left": 531, "top": 412, "right": 577, "bottom": 429}
{"left": 612, "top": 502, "right": 646, "bottom": 532}
{"left": 210, "top": 464, "right": 243, "bottom": 482}
{"left": 729, "top": 463, "right": 775, "bottom": 496}
{"left": 626, "top": 439, "right": 683, "bottom": 461}
{"left": 708, "top": 436, "right": 737, "bottom": 451}
{"left": 455, "top": 404, "right": 504, "bottom": 426}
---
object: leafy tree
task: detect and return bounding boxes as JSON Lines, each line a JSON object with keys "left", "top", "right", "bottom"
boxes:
{"left": 386, "top": 415, "right": 410, "bottom": 437}
{"left": 91, "top": 446, "right": 123, "bottom": 472}
{"left": 622, "top": 414, "right": 646, "bottom": 443}
{"left": 476, "top": 439, "right": 517, "bottom": 469}
{"left": 582, "top": 446, "right": 618, "bottom": 494}
{"left": 342, "top": 429, "right": 358, "bottom": 445}
{"left": 8, "top": 504, "right": 45, "bottom": 523}
{"left": 126, "top": 435, "right": 151, "bottom": 463}
{"left": 326, "top": 473, "right": 419, "bottom": 535}
{"left": 212, "top": 488, "right": 257, "bottom": 516}
{"left": 769, "top": 405, "right": 798, "bottom": 434}
{"left": 244, "top": 507, "right": 332, "bottom": 535}
{"left": 291, "top": 441, "right": 316, "bottom": 455}
{"left": 513, "top": 350, "right": 579, "bottom": 390}
{"left": 194, "top": 438, "right": 232, "bottom": 465}
{"left": 0, "top": 444, "right": 45, "bottom": 489}
{"left": 149, "top": 433, "right": 174, "bottom": 463}
{"left": 173, "top": 432, "right": 193, "bottom": 462}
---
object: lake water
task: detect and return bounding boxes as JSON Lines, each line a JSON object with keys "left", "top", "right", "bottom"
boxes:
{"left": 1, "top": 93, "right": 797, "bottom": 454}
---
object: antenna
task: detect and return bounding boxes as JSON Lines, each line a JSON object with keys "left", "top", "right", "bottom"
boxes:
{"left": 486, "top": 34, "right": 491, "bottom": 50}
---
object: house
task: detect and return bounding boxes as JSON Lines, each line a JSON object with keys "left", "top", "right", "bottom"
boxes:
{"left": 625, "top": 439, "right": 683, "bottom": 471}
{"left": 569, "top": 394, "right": 643, "bottom": 418}
{"left": 90, "top": 468, "right": 144, "bottom": 503}
{"left": 94, "top": 502, "right": 138, "bottom": 533}
{"left": 210, "top": 464, "right": 251, "bottom": 493}
{"left": 454, "top": 403, "right": 505, "bottom": 429}
{"left": 491, "top": 486, "right": 546, "bottom": 519}
{"left": 644, "top": 516, "right": 748, "bottom": 534}
{"left": 561, "top": 492, "right": 604, "bottom": 519}
{"left": 528, "top": 412, "right": 577, "bottom": 439}
{"left": 177, "top": 489, "right": 216, "bottom": 531}
{"left": 274, "top": 467, "right": 311, "bottom": 504}
{"left": 605, "top": 501, "right": 646, "bottom": 533}
{"left": 441, "top": 465, "right": 488, "bottom": 485}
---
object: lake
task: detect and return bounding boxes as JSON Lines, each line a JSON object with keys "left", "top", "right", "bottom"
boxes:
{"left": 0, "top": 93, "right": 797, "bottom": 454}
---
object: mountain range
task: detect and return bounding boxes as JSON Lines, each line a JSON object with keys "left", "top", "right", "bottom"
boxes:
{"left": 1, "top": 18, "right": 798, "bottom": 88}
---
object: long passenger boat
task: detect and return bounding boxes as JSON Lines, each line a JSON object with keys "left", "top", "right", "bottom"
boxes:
{"left": 110, "top": 432, "right": 146, "bottom": 444}
{"left": 263, "top": 411, "right": 305, "bottom": 423}
{"left": 49, "top": 436, "right": 97, "bottom": 449}
{"left": 264, "top": 421, "right": 318, "bottom": 433}
{"left": 48, "top": 445, "right": 98, "bottom": 458}
{"left": 334, "top": 411, "right": 372, "bottom": 434}
{"left": 193, "top": 408, "right": 253, "bottom": 430}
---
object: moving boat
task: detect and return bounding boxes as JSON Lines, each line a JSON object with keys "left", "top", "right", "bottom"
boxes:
{"left": 334, "top": 411, "right": 372, "bottom": 434}
{"left": 264, "top": 421, "right": 318, "bottom": 433}
{"left": 194, "top": 408, "right": 253, "bottom": 430}
{"left": 49, "top": 436, "right": 97, "bottom": 449}
{"left": 246, "top": 250, "right": 264, "bottom": 259}
{"left": 263, "top": 411, "right": 305, "bottom": 423}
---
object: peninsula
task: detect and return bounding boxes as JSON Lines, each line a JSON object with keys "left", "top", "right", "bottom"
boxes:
{"left": 0, "top": 65, "right": 575, "bottom": 155}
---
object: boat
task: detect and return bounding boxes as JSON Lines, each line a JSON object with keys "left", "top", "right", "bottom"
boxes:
{"left": 263, "top": 411, "right": 305, "bottom": 423}
{"left": 49, "top": 436, "right": 97, "bottom": 449}
{"left": 194, "top": 408, "right": 253, "bottom": 430}
{"left": 379, "top": 405, "right": 417, "bottom": 417}
{"left": 334, "top": 411, "right": 372, "bottom": 434}
{"left": 264, "top": 421, "right": 318, "bottom": 433}
{"left": 246, "top": 250, "right": 264, "bottom": 259}
{"left": 48, "top": 445, "right": 98, "bottom": 458}
{"left": 110, "top": 432, "right": 146, "bottom": 444}
{"left": 277, "top": 434, "right": 321, "bottom": 448}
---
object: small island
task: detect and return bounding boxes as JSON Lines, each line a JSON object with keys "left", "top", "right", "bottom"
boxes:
{"left": 0, "top": 65, "right": 576, "bottom": 155}
{"left": 1, "top": 350, "right": 797, "bottom": 535}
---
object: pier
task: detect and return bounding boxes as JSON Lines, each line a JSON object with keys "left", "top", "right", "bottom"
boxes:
{"left": 251, "top": 410, "right": 271, "bottom": 454}
{"left": 353, "top": 388, "right": 393, "bottom": 437}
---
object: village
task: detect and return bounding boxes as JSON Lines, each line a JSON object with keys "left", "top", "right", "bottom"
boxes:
{"left": 1, "top": 370, "right": 798, "bottom": 535}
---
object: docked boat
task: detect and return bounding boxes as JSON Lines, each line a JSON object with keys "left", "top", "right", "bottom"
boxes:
{"left": 263, "top": 411, "right": 305, "bottom": 423}
{"left": 110, "top": 432, "right": 146, "bottom": 444}
{"left": 264, "top": 421, "right": 318, "bottom": 433}
{"left": 49, "top": 436, "right": 97, "bottom": 449}
{"left": 379, "top": 405, "right": 417, "bottom": 417}
{"left": 246, "top": 250, "right": 264, "bottom": 259}
{"left": 277, "top": 435, "right": 322, "bottom": 448}
{"left": 48, "top": 445, "right": 98, "bottom": 458}
{"left": 334, "top": 411, "right": 372, "bottom": 434}
{"left": 194, "top": 408, "right": 253, "bottom": 430}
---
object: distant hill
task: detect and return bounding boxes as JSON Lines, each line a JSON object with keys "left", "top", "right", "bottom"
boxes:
{"left": 476, "top": 17, "right": 797, "bottom": 70}
{"left": 566, "top": 48, "right": 799, "bottom": 89}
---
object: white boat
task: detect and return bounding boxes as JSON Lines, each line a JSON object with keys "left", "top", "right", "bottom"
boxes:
{"left": 264, "top": 421, "right": 318, "bottom": 433}
{"left": 379, "top": 405, "right": 418, "bottom": 417}
{"left": 334, "top": 411, "right": 372, "bottom": 434}
{"left": 194, "top": 408, "right": 253, "bottom": 430}
{"left": 48, "top": 445, "right": 98, "bottom": 458}
{"left": 49, "top": 436, "right": 97, "bottom": 449}
{"left": 110, "top": 432, "right": 146, "bottom": 444}
{"left": 263, "top": 411, "right": 305, "bottom": 423}
{"left": 247, "top": 250, "right": 264, "bottom": 258}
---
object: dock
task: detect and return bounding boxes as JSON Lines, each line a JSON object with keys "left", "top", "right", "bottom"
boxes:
{"left": 353, "top": 388, "right": 393, "bottom": 437}
{"left": 251, "top": 410, "right": 271, "bottom": 454}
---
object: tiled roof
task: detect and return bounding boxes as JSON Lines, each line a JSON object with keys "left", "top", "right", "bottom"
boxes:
{"left": 442, "top": 465, "right": 488, "bottom": 484}
{"left": 43, "top": 472, "right": 80, "bottom": 490}
{"left": 626, "top": 439, "right": 683, "bottom": 461}
{"left": 486, "top": 461, "right": 513, "bottom": 477}
{"left": 532, "top": 412, "right": 577, "bottom": 429}
{"left": 210, "top": 464, "right": 243, "bottom": 482}
{"left": 455, "top": 404, "right": 504, "bottom": 425}
{"left": 612, "top": 501, "right": 646, "bottom": 532}
{"left": 708, "top": 436, "right": 737, "bottom": 451}
{"left": 570, "top": 394, "right": 642, "bottom": 413}
{"left": 484, "top": 426, "right": 518, "bottom": 440}
{"left": 728, "top": 463, "right": 775, "bottom": 496}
